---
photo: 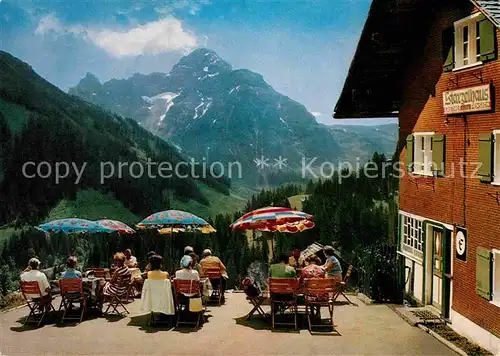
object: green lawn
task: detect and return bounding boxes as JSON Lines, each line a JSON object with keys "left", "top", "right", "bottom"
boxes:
{"left": 171, "top": 182, "right": 250, "bottom": 220}
{"left": 46, "top": 189, "right": 140, "bottom": 225}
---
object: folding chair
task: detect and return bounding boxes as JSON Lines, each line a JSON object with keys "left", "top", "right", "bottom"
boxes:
{"left": 204, "top": 267, "right": 223, "bottom": 306}
{"left": 103, "top": 280, "right": 130, "bottom": 316}
{"left": 59, "top": 278, "right": 86, "bottom": 323}
{"left": 332, "top": 265, "right": 354, "bottom": 305}
{"left": 20, "top": 281, "right": 55, "bottom": 326}
{"left": 87, "top": 268, "right": 108, "bottom": 280}
{"left": 268, "top": 278, "right": 299, "bottom": 330}
{"left": 304, "top": 278, "right": 338, "bottom": 332}
{"left": 173, "top": 279, "right": 203, "bottom": 328}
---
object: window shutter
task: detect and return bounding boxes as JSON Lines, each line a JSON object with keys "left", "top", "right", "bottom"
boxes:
{"left": 432, "top": 134, "right": 446, "bottom": 177}
{"left": 406, "top": 135, "right": 414, "bottom": 172}
{"left": 476, "top": 247, "right": 492, "bottom": 300}
{"left": 478, "top": 133, "right": 493, "bottom": 182}
{"left": 479, "top": 19, "right": 496, "bottom": 62}
{"left": 442, "top": 27, "right": 455, "bottom": 72}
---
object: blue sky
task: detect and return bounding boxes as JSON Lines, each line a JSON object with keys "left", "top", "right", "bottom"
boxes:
{"left": 0, "top": 0, "right": 396, "bottom": 125}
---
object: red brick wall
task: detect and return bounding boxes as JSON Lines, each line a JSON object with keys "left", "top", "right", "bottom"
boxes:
{"left": 399, "top": 0, "right": 500, "bottom": 336}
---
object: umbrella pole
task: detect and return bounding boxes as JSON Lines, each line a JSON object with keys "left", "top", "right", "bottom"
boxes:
{"left": 171, "top": 226, "right": 174, "bottom": 273}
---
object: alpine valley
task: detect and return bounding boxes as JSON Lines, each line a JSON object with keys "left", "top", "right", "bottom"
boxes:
{"left": 70, "top": 48, "right": 397, "bottom": 186}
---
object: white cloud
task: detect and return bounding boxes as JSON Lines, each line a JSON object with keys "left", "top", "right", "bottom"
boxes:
{"left": 310, "top": 111, "right": 323, "bottom": 117}
{"left": 35, "top": 14, "right": 198, "bottom": 57}
{"left": 155, "top": 0, "right": 210, "bottom": 16}
{"left": 35, "top": 14, "right": 64, "bottom": 35}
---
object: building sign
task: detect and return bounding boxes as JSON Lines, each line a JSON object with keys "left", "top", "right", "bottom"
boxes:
{"left": 443, "top": 84, "right": 492, "bottom": 115}
{"left": 455, "top": 226, "right": 467, "bottom": 262}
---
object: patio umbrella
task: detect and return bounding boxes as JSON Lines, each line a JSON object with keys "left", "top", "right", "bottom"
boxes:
{"left": 230, "top": 206, "right": 314, "bottom": 231}
{"left": 136, "top": 210, "right": 216, "bottom": 270}
{"left": 230, "top": 207, "right": 315, "bottom": 256}
{"left": 136, "top": 210, "right": 213, "bottom": 229}
{"left": 96, "top": 219, "right": 135, "bottom": 234}
{"left": 37, "top": 218, "right": 115, "bottom": 234}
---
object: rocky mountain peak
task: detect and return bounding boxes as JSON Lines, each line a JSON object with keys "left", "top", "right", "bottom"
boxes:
{"left": 171, "top": 48, "right": 232, "bottom": 75}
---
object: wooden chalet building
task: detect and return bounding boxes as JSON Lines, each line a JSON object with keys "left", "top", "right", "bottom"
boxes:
{"left": 334, "top": 0, "right": 500, "bottom": 353}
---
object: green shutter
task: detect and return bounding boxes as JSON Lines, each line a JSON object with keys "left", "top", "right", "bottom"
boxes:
{"left": 406, "top": 135, "right": 414, "bottom": 172}
{"left": 478, "top": 133, "right": 493, "bottom": 182}
{"left": 476, "top": 247, "right": 492, "bottom": 300}
{"left": 442, "top": 27, "right": 455, "bottom": 72}
{"left": 432, "top": 134, "right": 446, "bottom": 177}
{"left": 479, "top": 19, "right": 496, "bottom": 62}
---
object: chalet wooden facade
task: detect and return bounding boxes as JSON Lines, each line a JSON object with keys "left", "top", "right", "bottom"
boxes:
{"left": 335, "top": 0, "right": 500, "bottom": 353}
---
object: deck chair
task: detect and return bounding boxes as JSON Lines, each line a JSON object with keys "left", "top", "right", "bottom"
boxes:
{"left": 204, "top": 267, "right": 223, "bottom": 306}
{"left": 103, "top": 280, "right": 130, "bottom": 316}
{"left": 268, "top": 278, "right": 299, "bottom": 330}
{"left": 304, "top": 278, "right": 338, "bottom": 332}
{"left": 59, "top": 278, "right": 86, "bottom": 323}
{"left": 173, "top": 279, "right": 203, "bottom": 328}
{"left": 87, "top": 268, "right": 108, "bottom": 279}
{"left": 332, "top": 265, "right": 354, "bottom": 305}
{"left": 20, "top": 281, "right": 55, "bottom": 326}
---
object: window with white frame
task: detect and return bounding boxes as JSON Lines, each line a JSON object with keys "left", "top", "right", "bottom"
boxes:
{"left": 401, "top": 215, "right": 424, "bottom": 261}
{"left": 493, "top": 250, "right": 500, "bottom": 306}
{"left": 413, "top": 133, "right": 433, "bottom": 176}
{"left": 454, "top": 13, "right": 483, "bottom": 69}
{"left": 493, "top": 131, "right": 500, "bottom": 184}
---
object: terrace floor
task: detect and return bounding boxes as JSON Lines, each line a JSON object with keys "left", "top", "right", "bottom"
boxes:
{"left": 0, "top": 293, "right": 457, "bottom": 355}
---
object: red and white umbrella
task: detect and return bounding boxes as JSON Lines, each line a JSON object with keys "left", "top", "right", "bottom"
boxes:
{"left": 230, "top": 206, "right": 314, "bottom": 232}
{"left": 96, "top": 219, "right": 135, "bottom": 234}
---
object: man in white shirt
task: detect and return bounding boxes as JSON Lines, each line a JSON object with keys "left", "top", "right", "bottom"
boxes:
{"left": 20, "top": 258, "right": 51, "bottom": 305}
{"left": 124, "top": 249, "right": 138, "bottom": 268}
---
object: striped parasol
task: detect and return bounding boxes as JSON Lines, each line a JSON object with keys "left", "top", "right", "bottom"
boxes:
{"left": 96, "top": 219, "right": 135, "bottom": 234}
{"left": 230, "top": 206, "right": 314, "bottom": 233}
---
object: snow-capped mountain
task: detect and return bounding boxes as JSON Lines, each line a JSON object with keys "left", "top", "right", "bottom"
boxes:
{"left": 69, "top": 48, "right": 396, "bottom": 185}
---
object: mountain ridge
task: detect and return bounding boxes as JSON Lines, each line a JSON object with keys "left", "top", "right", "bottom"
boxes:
{"left": 70, "top": 48, "right": 398, "bottom": 185}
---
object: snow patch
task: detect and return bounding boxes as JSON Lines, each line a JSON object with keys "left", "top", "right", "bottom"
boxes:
{"left": 197, "top": 73, "right": 219, "bottom": 80}
{"left": 229, "top": 85, "right": 241, "bottom": 94}
{"left": 203, "top": 66, "right": 209, "bottom": 72}
{"left": 200, "top": 99, "right": 212, "bottom": 118}
{"left": 193, "top": 98, "right": 213, "bottom": 119}
{"left": 142, "top": 91, "right": 179, "bottom": 125}
{"left": 193, "top": 100, "right": 205, "bottom": 120}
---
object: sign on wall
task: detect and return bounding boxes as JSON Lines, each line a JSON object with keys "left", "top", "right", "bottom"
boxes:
{"left": 455, "top": 226, "right": 467, "bottom": 262}
{"left": 443, "top": 84, "right": 492, "bottom": 115}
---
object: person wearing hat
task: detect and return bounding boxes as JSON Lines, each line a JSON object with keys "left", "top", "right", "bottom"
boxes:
{"left": 20, "top": 258, "right": 52, "bottom": 307}
{"left": 200, "top": 249, "right": 227, "bottom": 301}
{"left": 179, "top": 246, "right": 194, "bottom": 267}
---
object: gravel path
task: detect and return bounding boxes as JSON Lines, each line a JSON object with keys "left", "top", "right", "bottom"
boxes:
{"left": 0, "top": 293, "right": 457, "bottom": 355}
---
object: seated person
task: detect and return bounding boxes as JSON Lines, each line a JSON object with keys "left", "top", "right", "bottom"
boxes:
{"left": 175, "top": 256, "right": 200, "bottom": 282}
{"left": 124, "top": 249, "right": 138, "bottom": 268}
{"left": 300, "top": 255, "right": 327, "bottom": 305}
{"left": 147, "top": 255, "right": 169, "bottom": 280}
{"left": 20, "top": 258, "right": 52, "bottom": 308}
{"left": 189, "top": 252, "right": 204, "bottom": 276}
{"left": 323, "top": 246, "right": 343, "bottom": 282}
{"left": 199, "top": 249, "right": 227, "bottom": 301}
{"left": 61, "top": 256, "right": 82, "bottom": 279}
{"left": 101, "top": 252, "right": 132, "bottom": 299}
{"left": 268, "top": 254, "right": 297, "bottom": 304}
{"left": 144, "top": 251, "right": 157, "bottom": 274}
{"left": 288, "top": 248, "right": 306, "bottom": 269}
{"left": 175, "top": 256, "right": 200, "bottom": 305}
{"left": 179, "top": 246, "right": 194, "bottom": 267}
{"left": 269, "top": 254, "right": 297, "bottom": 278}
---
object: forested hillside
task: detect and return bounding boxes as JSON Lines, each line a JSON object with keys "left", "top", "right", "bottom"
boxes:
{"left": 0, "top": 51, "right": 230, "bottom": 227}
